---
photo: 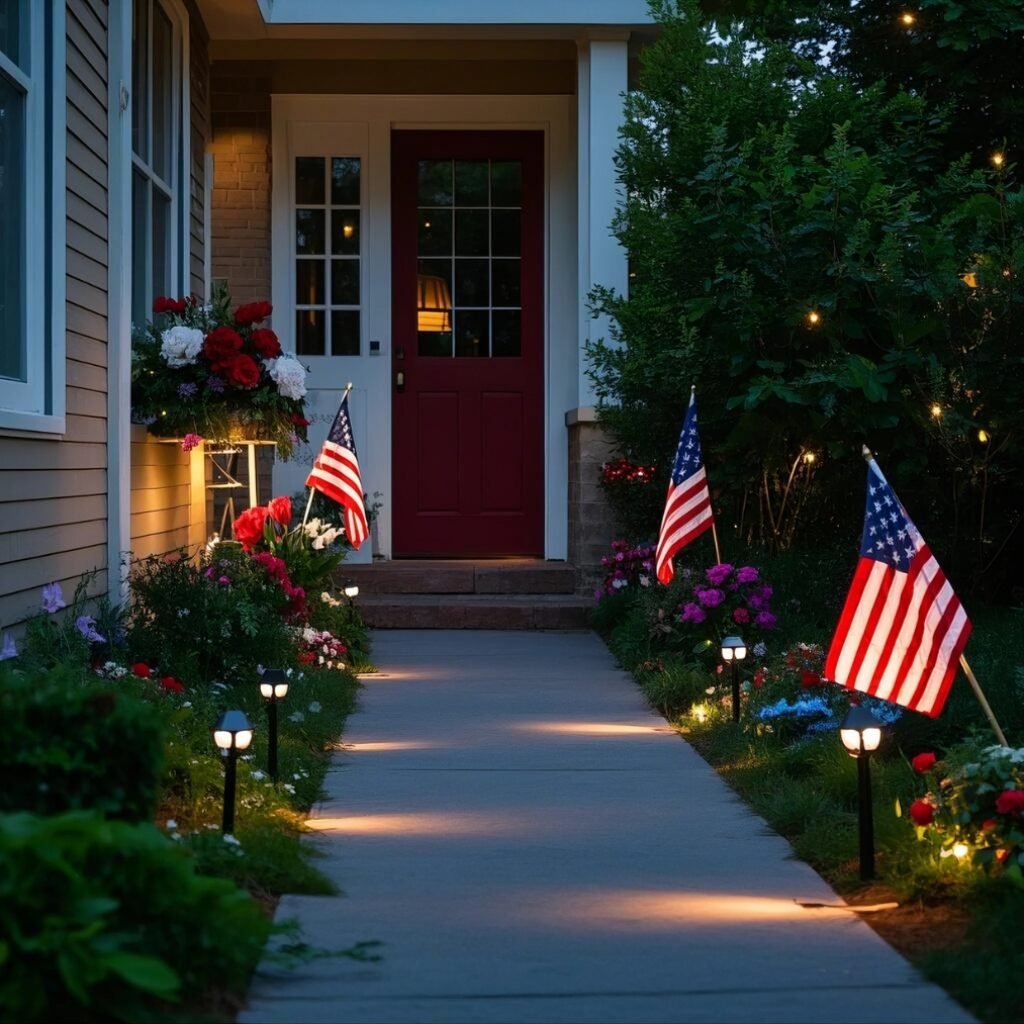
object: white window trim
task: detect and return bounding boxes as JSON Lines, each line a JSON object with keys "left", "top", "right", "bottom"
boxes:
{"left": 131, "top": 0, "right": 191, "bottom": 321}
{"left": 0, "top": 0, "right": 66, "bottom": 434}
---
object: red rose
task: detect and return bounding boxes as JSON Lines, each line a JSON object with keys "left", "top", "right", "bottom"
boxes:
{"left": 249, "top": 327, "right": 282, "bottom": 359}
{"left": 233, "top": 506, "right": 269, "bottom": 551}
{"left": 912, "top": 752, "right": 937, "bottom": 774}
{"left": 202, "top": 326, "right": 244, "bottom": 370}
{"left": 909, "top": 800, "right": 935, "bottom": 826}
{"left": 753, "top": 667, "right": 766, "bottom": 689}
{"left": 995, "top": 790, "right": 1024, "bottom": 816}
{"left": 291, "top": 413, "right": 310, "bottom": 428}
{"left": 800, "top": 670, "right": 821, "bottom": 688}
{"left": 131, "top": 662, "right": 152, "bottom": 679}
{"left": 153, "top": 296, "right": 186, "bottom": 315}
{"left": 224, "top": 353, "right": 261, "bottom": 389}
{"left": 160, "top": 675, "right": 184, "bottom": 694}
{"left": 298, "top": 651, "right": 316, "bottom": 664}
{"left": 234, "top": 300, "right": 273, "bottom": 326}
{"left": 267, "top": 496, "right": 292, "bottom": 527}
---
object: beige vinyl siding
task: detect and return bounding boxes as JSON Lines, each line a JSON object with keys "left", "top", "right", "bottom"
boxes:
{"left": 0, "top": 0, "right": 110, "bottom": 631}
{"left": 189, "top": 7, "right": 209, "bottom": 296}
{"left": 129, "top": 426, "right": 193, "bottom": 559}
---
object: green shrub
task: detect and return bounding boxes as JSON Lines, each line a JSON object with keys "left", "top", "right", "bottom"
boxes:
{"left": 0, "top": 663, "right": 165, "bottom": 821}
{"left": 640, "top": 660, "right": 712, "bottom": 718}
{"left": 0, "top": 811, "right": 271, "bottom": 1023}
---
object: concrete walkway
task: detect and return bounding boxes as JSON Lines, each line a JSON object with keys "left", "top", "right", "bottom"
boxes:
{"left": 241, "top": 631, "right": 973, "bottom": 1024}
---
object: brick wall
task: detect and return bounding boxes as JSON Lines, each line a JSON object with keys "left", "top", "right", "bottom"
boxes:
{"left": 209, "top": 62, "right": 272, "bottom": 305}
{"left": 567, "top": 412, "right": 617, "bottom": 595}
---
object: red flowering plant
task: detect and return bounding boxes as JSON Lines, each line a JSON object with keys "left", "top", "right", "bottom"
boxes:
{"left": 598, "top": 456, "right": 663, "bottom": 542}
{"left": 905, "top": 742, "right": 1024, "bottom": 878}
{"left": 131, "top": 288, "right": 309, "bottom": 458}
{"left": 227, "top": 495, "right": 346, "bottom": 597}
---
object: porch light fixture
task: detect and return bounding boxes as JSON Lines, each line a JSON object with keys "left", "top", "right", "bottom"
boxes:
{"left": 416, "top": 275, "right": 452, "bottom": 333}
{"left": 839, "top": 704, "right": 884, "bottom": 880}
{"left": 212, "top": 710, "right": 254, "bottom": 834}
{"left": 720, "top": 636, "right": 747, "bottom": 724}
{"left": 259, "top": 668, "right": 289, "bottom": 782}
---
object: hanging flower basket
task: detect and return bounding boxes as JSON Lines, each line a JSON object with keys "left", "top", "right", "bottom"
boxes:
{"left": 131, "top": 292, "right": 311, "bottom": 459}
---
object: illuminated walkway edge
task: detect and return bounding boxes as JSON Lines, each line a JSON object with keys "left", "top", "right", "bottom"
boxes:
{"left": 241, "top": 630, "right": 974, "bottom": 1024}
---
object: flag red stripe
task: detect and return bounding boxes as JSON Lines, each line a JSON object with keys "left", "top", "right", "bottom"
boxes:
{"left": 656, "top": 469, "right": 713, "bottom": 584}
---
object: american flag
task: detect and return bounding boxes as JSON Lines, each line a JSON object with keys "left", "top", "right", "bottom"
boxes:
{"left": 825, "top": 457, "right": 971, "bottom": 718}
{"left": 655, "top": 390, "right": 714, "bottom": 585}
{"left": 306, "top": 391, "right": 369, "bottom": 550}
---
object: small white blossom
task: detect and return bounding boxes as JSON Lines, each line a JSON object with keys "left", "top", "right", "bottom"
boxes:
{"left": 308, "top": 701, "right": 322, "bottom": 713}
{"left": 283, "top": 783, "right": 296, "bottom": 794}
{"left": 165, "top": 819, "right": 178, "bottom": 830}
{"left": 177, "top": 608, "right": 191, "bottom": 618}
{"left": 289, "top": 711, "right": 305, "bottom": 723}
{"left": 159, "top": 325, "right": 204, "bottom": 367}
{"left": 181, "top": 701, "right": 192, "bottom": 709}
{"left": 320, "top": 591, "right": 342, "bottom": 607}
{"left": 639, "top": 574, "right": 651, "bottom": 587}
{"left": 251, "top": 770, "right": 266, "bottom": 781}
{"left": 223, "top": 833, "right": 241, "bottom": 846}
{"left": 266, "top": 354, "right": 308, "bottom": 400}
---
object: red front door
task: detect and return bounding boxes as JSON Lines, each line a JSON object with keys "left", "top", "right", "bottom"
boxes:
{"left": 391, "top": 131, "right": 544, "bottom": 557}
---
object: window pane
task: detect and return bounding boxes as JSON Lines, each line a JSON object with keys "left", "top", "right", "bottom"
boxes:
{"left": 331, "top": 157, "right": 360, "bottom": 205}
{"left": 454, "top": 210, "right": 488, "bottom": 257}
{"left": 416, "top": 260, "right": 452, "bottom": 335}
{"left": 418, "top": 331, "right": 452, "bottom": 358}
{"left": 491, "top": 161, "right": 522, "bottom": 206}
{"left": 151, "top": 2, "right": 173, "bottom": 181}
{"left": 296, "top": 309, "right": 325, "bottom": 355}
{"left": 296, "top": 209, "right": 325, "bottom": 254}
{"left": 0, "top": 0, "right": 24, "bottom": 68}
{"left": 331, "top": 260, "right": 359, "bottom": 305}
{"left": 418, "top": 210, "right": 451, "bottom": 258}
{"left": 131, "top": 0, "right": 149, "bottom": 159}
{"left": 331, "top": 210, "right": 360, "bottom": 256}
{"left": 454, "top": 310, "right": 488, "bottom": 358}
{"left": 492, "top": 310, "right": 521, "bottom": 357}
{"left": 454, "top": 161, "right": 488, "bottom": 207}
{"left": 0, "top": 75, "right": 24, "bottom": 379}
{"left": 131, "top": 170, "right": 148, "bottom": 324}
{"left": 491, "top": 259, "right": 520, "bottom": 306}
{"left": 417, "top": 160, "right": 452, "bottom": 206}
{"left": 152, "top": 189, "right": 171, "bottom": 303}
{"left": 296, "top": 260, "right": 325, "bottom": 306}
{"left": 331, "top": 311, "right": 360, "bottom": 356}
{"left": 454, "top": 259, "right": 488, "bottom": 307}
{"left": 492, "top": 210, "right": 520, "bottom": 257}
{"left": 295, "top": 157, "right": 324, "bottom": 205}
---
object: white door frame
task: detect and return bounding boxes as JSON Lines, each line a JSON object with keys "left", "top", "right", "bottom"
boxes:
{"left": 271, "top": 93, "right": 574, "bottom": 562}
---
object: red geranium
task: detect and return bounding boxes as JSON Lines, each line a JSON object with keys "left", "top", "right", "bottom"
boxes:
{"left": 202, "top": 326, "right": 244, "bottom": 370}
{"left": 131, "top": 662, "right": 152, "bottom": 679}
{"left": 249, "top": 327, "right": 282, "bottom": 359}
{"left": 911, "top": 752, "right": 937, "bottom": 774}
{"left": 268, "top": 496, "right": 292, "bottom": 526}
{"left": 234, "top": 300, "right": 273, "bottom": 326}
{"left": 995, "top": 790, "right": 1024, "bottom": 816}
{"left": 909, "top": 800, "right": 935, "bottom": 826}
{"left": 800, "top": 670, "right": 821, "bottom": 688}
{"left": 223, "top": 353, "right": 261, "bottom": 389}
{"left": 233, "top": 506, "right": 269, "bottom": 551}
{"left": 153, "top": 296, "right": 187, "bottom": 315}
{"left": 291, "top": 413, "right": 310, "bottom": 428}
{"left": 160, "top": 675, "right": 185, "bottom": 694}
{"left": 298, "top": 651, "right": 316, "bottom": 664}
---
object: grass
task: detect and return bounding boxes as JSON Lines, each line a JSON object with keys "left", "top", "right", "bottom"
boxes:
{"left": 594, "top": 546, "right": 1024, "bottom": 1024}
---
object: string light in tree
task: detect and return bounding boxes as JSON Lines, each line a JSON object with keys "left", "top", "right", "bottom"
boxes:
{"left": 991, "top": 152, "right": 1006, "bottom": 169}
{"left": 930, "top": 403, "right": 943, "bottom": 420}
{"left": 803, "top": 451, "right": 817, "bottom": 465}
{"left": 805, "top": 309, "right": 822, "bottom": 327}
{"left": 978, "top": 429, "right": 990, "bottom": 444}
{"left": 899, "top": 11, "right": 917, "bottom": 26}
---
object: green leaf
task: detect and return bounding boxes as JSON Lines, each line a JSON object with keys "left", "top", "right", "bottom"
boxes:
{"left": 894, "top": 796, "right": 902, "bottom": 819}
{"left": 103, "top": 952, "right": 181, "bottom": 1000}
{"left": 692, "top": 639, "right": 714, "bottom": 655}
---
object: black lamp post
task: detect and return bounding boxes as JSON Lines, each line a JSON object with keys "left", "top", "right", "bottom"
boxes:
{"left": 212, "top": 709, "right": 254, "bottom": 834}
{"left": 840, "top": 704, "right": 884, "bottom": 881}
{"left": 259, "top": 668, "right": 289, "bottom": 782}
{"left": 720, "top": 635, "right": 747, "bottom": 723}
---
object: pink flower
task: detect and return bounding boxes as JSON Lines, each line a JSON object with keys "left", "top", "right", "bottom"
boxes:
{"left": 680, "top": 602, "right": 706, "bottom": 624}
{"left": 732, "top": 607, "right": 750, "bottom": 624}
{"left": 181, "top": 433, "right": 203, "bottom": 452}
{"left": 705, "top": 564, "right": 734, "bottom": 586}
{"left": 696, "top": 587, "right": 725, "bottom": 609}
{"left": 995, "top": 790, "right": 1024, "bottom": 816}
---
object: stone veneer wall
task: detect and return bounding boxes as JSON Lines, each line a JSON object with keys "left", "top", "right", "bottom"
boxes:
{"left": 566, "top": 409, "right": 617, "bottom": 596}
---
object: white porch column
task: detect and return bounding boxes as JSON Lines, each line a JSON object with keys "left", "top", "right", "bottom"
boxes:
{"left": 576, "top": 33, "right": 629, "bottom": 409}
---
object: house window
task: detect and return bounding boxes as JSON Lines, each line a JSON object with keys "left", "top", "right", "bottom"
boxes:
{"left": 131, "top": 0, "right": 186, "bottom": 324}
{"left": 294, "top": 156, "right": 362, "bottom": 356}
{"left": 0, "top": 0, "right": 64, "bottom": 426}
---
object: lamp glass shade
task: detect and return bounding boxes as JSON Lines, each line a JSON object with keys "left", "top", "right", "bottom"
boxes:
{"left": 344, "top": 584, "right": 359, "bottom": 598}
{"left": 840, "top": 727, "right": 863, "bottom": 756}
{"left": 260, "top": 669, "right": 289, "bottom": 701}
{"left": 839, "top": 705, "right": 884, "bottom": 757}
{"left": 234, "top": 729, "right": 254, "bottom": 751}
{"left": 213, "top": 729, "right": 234, "bottom": 750}
{"left": 260, "top": 681, "right": 274, "bottom": 699}
{"left": 721, "top": 636, "right": 747, "bottom": 661}
{"left": 274, "top": 682, "right": 289, "bottom": 699}
{"left": 212, "top": 709, "right": 255, "bottom": 752}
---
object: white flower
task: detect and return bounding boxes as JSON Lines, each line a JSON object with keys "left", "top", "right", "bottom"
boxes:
{"left": 639, "top": 574, "right": 651, "bottom": 587}
{"left": 304, "top": 518, "right": 323, "bottom": 538}
{"left": 612, "top": 578, "right": 627, "bottom": 589}
{"left": 177, "top": 608, "right": 191, "bottom": 618}
{"left": 160, "top": 325, "right": 204, "bottom": 367}
{"left": 289, "top": 711, "right": 305, "bottom": 723}
{"left": 283, "top": 783, "right": 296, "bottom": 794}
{"left": 308, "top": 701, "right": 322, "bottom": 713}
{"left": 181, "top": 701, "right": 192, "bottom": 708}
{"left": 165, "top": 819, "right": 178, "bottom": 830}
{"left": 320, "top": 591, "right": 341, "bottom": 607}
{"left": 223, "top": 833, "right": 241, "bottom": 846}
{"left": 251, "top": 769, "right": 266, "bottom": 781}
{"left": 302, "top": 627, "right": 317, "bottom": 643}
{"left": 266, "top": 355, "right": 307, "bottom": 399}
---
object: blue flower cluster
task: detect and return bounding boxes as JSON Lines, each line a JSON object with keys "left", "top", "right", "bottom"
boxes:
{"left": 757, "top": 696, "right": 833, "bottom": 722}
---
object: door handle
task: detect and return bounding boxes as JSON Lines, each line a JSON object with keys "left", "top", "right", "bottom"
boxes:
{"left": 395, "top": 370, "right": 405, "bottom": 392}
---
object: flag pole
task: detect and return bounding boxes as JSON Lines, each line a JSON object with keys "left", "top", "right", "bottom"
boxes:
{"left": 302, "top": 381, "right": 353, "bottom": 530}
{"left": 861, "top": 445, "right": 1009, "bottom": 746}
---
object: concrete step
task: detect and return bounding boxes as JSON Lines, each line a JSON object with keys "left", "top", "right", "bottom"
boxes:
{"left": 358, "top": 593, "right": 592, "bottom": 630}
{"left": 339, "top": 560, "right": 577, "bottom": 596}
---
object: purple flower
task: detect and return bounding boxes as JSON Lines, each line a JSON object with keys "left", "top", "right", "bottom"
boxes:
{"left": 615, "top": 552, "right": 625, "bottom": 562}
{"left": 75, "top": 614, "right": 107, "bottom": 644}
{"left": 218, "top": 575, "right": 231, "bottom": 586}
{"left": 41, "top": 582, "right": 66, "bottom": 614}
{"left": 206, "top": 376, "right": 226, "bottom": 394}
{"left": 180, "top": 433, "right": 203, "bottom": 452}
{"left": 178, "top": 381, "right": 198, "bottom": 398}
{"left": 696, "top": 587, "right": 725, "bottom": 609}
{"left": 755, "top": 611, "right": 778, "bottom": 630}
{"left": 705, "top": 563, "right": 734, "bottom": 586}
{"left": 736, "top": 566, "right": 760, "bottom": 584}
{"left": 680, "top": 602, "right": 707, "bottom": 624}
{"left": 0, "top": 633, "right": 16, "bottom": 661}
